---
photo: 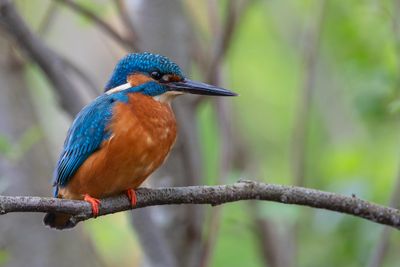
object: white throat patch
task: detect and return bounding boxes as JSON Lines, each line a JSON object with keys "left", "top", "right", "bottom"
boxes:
{"left": 153, "top": 91, "right": 183, "bottom": 104}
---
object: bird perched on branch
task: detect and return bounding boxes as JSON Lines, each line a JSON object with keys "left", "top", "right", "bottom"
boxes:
{"left": 43, "top": 52, "right": 236, "bottom": 229}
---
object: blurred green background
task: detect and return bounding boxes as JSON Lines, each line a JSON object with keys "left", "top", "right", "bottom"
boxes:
{"left": 1, "top": 0, "right": 400, "bottom": 267}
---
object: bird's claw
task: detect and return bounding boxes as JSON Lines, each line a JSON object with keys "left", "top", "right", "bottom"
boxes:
{"left": 83, "top": 194, "right": 101, "bottom": 218}
{"left": 126, "top": 189, "right": 137, "bottom": 207}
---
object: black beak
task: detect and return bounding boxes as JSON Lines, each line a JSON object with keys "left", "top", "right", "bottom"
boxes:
{"left": 167, "top": 79, "right": 237, "bottom": 96}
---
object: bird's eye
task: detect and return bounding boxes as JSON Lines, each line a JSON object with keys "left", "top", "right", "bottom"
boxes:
{"left": 150, "top": 71, "right": 162, "bottom": 80}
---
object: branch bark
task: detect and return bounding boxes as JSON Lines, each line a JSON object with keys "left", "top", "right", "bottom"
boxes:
{"left": 1, "top": 180, "right": 400, "bottom": 230}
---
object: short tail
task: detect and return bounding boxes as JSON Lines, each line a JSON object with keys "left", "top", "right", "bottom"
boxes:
{"left": 43, "top": 213, "right": 75, "bottom": 230}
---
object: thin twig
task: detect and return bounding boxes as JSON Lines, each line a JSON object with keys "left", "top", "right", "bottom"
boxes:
{"left": 54, "top": 0, "right": 135, "bottom": 50}
{"left": 1, "top": 180, "right": 400, "bottom": 230}
{"left": 114, "top": 0, "right": 140, "bottom": 51}
{"left": 37, "top": 1, "right": 58, "bottom": 35}
{"left": 193, "top": 0, "right": 252, "bottom": 108}
{"left": 207, "top": 0, "right": 252, "bottom": 82}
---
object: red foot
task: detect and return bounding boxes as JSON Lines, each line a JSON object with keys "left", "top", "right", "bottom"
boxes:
{"left": 84, "top": 194, "right": 101, "bottom": 218}
{"left": 125, "top": 189, "right": 137, "bottom": 207}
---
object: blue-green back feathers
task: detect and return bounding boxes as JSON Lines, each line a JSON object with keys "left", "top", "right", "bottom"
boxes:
{"left": 54, "top": 94, "right": 116, "bottom": 195}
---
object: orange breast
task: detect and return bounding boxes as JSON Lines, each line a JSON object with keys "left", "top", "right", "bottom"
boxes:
{"left": 59, "top": 93, "right": 177, "bottom": 200}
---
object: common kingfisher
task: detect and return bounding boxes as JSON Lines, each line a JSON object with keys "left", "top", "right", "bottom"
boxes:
{"left": 43, "top": 52, "right": 236, "bottom": 229}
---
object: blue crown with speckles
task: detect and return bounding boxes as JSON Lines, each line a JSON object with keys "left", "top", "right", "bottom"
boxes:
{"left": 104, "top": 52, "right": 184, "bottom": 91}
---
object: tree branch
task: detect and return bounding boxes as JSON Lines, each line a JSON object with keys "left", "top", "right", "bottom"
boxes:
{"left": 1, "top": 180, "right": 399, "bottom": 230}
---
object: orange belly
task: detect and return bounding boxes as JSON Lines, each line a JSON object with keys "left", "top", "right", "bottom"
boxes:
{"left": 59, "top": 93, "right": 177, "bottom": 200}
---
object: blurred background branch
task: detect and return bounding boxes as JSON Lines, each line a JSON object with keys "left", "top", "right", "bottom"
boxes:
{"left": 54, "top": 0, "right": 137, "bottom": 51}
{"left": 0, "top": 0, "right": 93, "bottom": 115}
{"left": 367, "top": 1, "right": 400, "bottom": 266}
{"left": 289, "top": 0, "right": 328, "bottom": 265}
{"left": 199, "top": 2, "right": 253, "bottom": 267}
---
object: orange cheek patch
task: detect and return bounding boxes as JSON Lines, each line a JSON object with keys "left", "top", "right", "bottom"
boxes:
{"left": 128, "top": 73, "right": 153, "bottom": 87}
{"left": 167, "top": 74, "right": 182, "bottom": 82}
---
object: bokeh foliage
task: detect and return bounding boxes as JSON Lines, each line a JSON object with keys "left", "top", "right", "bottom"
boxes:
{"left": 215, "top": 0, "right": 400, "bottom": 266}
{"left": 9, "top": 0, "right": 400, "bottom": 266}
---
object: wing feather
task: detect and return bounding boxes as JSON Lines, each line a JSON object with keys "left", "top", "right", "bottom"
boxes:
{"left": 53, "top": 94, "right": 116, "bottom": 196}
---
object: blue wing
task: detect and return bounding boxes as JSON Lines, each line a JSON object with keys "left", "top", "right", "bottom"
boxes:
{"left": 53, "top": 94, "right": 117, "bottom": 196}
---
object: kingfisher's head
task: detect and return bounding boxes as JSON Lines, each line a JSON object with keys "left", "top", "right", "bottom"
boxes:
{"left": 104, "top": 52, "right": 236, "bottom": 102}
